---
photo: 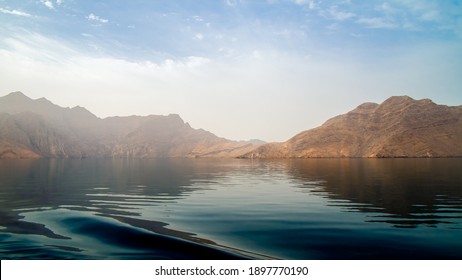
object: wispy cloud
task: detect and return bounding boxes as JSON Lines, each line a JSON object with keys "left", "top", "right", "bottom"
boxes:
{"left": 393, "top": 0, "right": 440, "bottom": 21}
{"left": 378, "top": 1, "right": 452, "bottom": 29}
{"left": 328, "top": 6, "right": 355, "bottom": 21}
{"left": 56, "top": 0, "right": 64, "bottom": 5}
{"left": 377, "top": 2, "right": 400, "bottom": 15}
{"left": 86, "top": 13, "right": 109, "bottom": 24}
{"left": 3, "top": 29, "right": 460, "bottom": 141}
{"left": 193, "top": 15, "right": 204, "bottom": 22}
{"left": 40, "top": 0, "right": 54, "bottom": 10}
{"left": 0, "top": 31, "right": 370, "bottom": 141}
{"left": 420, "top": 10, "right": 440, "bottom": 22}
{"left": 0, "top": 8, "right": 32, "bottom": 17}
{"left": 292, "top": 0, "right": 317, "bottom": 9}
{"left": 195, "top": 33, "right": 204, "bottom": 40}
{"left": 224, "top": 0, "right": 238, "bottom": 7}
{"left": 357, "top": 17, "right": 397, "bottom": 29}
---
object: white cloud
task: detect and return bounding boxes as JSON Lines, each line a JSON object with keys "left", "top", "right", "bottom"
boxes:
{"left": 0, "top": 8, "right": 32, "bottom": 17}
{"left": 291, "top": 0, "right": 317, "bottom": 9}
{"left": 86, "top": 13, "right": 109, "bottom": 24}
{"left": 193, "top": 15, "right": 204, "bottom": 22}
{"left": 0, "top": 31, "right": 324, "bottom": 141}
{"left": 356, "top": 17, "right": 397, "bottom": 29}
{"left": 372, "top": 1, "right": 458, "bottom": 32}
{"left": 387, "top": 0, "right": 448, "bottom": 27}
{"left": 308, "top": 1, "right": 316, "bottom": 10}
{"left": 1, "top": 31, "right": 460, "bottom": 142}
{"left": 329, "top": 6, "right": 355, "bottom": 21}
{"left": 224, "top": 0, "right": 238, "bottom": 7}
{"left": 326, "top": 23, "right": 340, "bottom": 31}
{"left": 377, "top": 2, "right": 400, "bottom": 15}
{"left": 195, "top": 33, "right": 204, "bottom": 40}
{"left": 420, "top": 10, "right": 440, "bottom": 22}
{"left": 56, "top": 0, "right": 64, "bottom": 5}
{"left": 393, "top": 0, "right": 439, "bottom": 20}
{"left": 40, "top": 0, "right": 54, "bottom": 10}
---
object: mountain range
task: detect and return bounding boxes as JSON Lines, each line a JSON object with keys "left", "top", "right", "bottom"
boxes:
{"left": 0, "top": 92, "right": 261, "bottom": 158}
{"left": 1, "top": 92, "right": 461, "bottom": 158}
{"left": 240, "top": 96, "right": 462, "bottom": 158}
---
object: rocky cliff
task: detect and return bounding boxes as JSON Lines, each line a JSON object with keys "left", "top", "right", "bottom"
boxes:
{"left": 0, "top": 92, "right": 260, "bottom": 158}
{"left": 2, "top": 92, "right": 461, "bottom": 159}
{"left": 241, "top": 96, "right": 462, "bottom": 158}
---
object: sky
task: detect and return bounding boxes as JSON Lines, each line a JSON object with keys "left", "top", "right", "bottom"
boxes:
{"left": 0, "top": 0, "right": 461, "bottom": 142}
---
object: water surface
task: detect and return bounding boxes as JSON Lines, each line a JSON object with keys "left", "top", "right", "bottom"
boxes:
{"left": 0, "top": 158, "right": 461, "bottom": 259}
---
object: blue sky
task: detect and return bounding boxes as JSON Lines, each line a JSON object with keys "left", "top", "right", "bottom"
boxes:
{"left": 1, "top": 0, "right": 461, "bottom": 141}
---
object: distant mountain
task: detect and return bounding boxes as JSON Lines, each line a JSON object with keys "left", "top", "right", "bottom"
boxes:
{"left": 0, "top": 92, "right": 261, "bottom": 158}
{"left": 241, "top": 96, "right": 462, "bottom": 158}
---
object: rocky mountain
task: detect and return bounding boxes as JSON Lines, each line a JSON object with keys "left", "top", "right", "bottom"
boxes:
{"left": 0, "top": 92, "right": 260, "bottom": 158}
{"left": 241, "top": 96, "right": 462, "bottom": 158}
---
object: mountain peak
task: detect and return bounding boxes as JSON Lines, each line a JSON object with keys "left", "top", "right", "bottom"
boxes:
{"left": 4, "top": 91, "right": 31, "bottom": 100}
{"left": 387, "top": 95, "right": 414, "bottom": 101}
{"left": 353, "top": 102, "right": 379, "bottom": 113}
{"left": 70, "top": 105, "right": 98, "bottom": 119}
{"left": 377, "top": 96, "right": 440, "bottom": 112}
{"left": 383, "top": 95, "right": 414, "bottom": 104}
{"left": 36, "top": 97, "right": 54, "bottom": 105}
{"left": 418, "top": 98, "right": 436, "bottom": 106}
{"left": 2, "top": 92, "right": 60, "bottom": 106}
{"left": 374, "top": 95, "right": 418, "bottom": 112}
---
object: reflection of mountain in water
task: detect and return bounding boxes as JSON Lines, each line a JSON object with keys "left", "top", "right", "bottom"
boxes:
{"left": 0, "top": 158, "right": 249, "bottom": 259}
{"left": 287, "top": 159, "right": 462, "bottom": 228}
{"left": 2, "top": 158, "right": 462, "bottom": 259}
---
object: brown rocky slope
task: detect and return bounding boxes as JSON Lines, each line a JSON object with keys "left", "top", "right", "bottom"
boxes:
{"left": 241, "top": 96, "right": 462, "bottom": 158}
{"left": 0, "top": 92, "right": 260, "bottom": 158}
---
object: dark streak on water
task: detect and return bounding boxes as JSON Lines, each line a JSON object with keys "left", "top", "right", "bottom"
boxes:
{"left": 0, "top": 158, "right": 461, "bottom": 259}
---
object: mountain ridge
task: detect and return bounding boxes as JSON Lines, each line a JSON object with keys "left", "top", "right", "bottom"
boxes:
{"left": 0, "top": 91, "right": 261, "bottom": 158}
{"left": 240, "top": 95, "right": 462, "bottom": 158}
{"left": 1, "top": 92, "right": 461, "bottom": 159}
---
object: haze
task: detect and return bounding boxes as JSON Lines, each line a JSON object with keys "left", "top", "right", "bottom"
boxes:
{"left": 1, "top": 0, "right": 461, "bottom": 141}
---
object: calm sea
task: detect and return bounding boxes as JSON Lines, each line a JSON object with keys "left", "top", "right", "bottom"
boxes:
{"left": 0, "top": 158, "right": 461, "bottom": 259}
